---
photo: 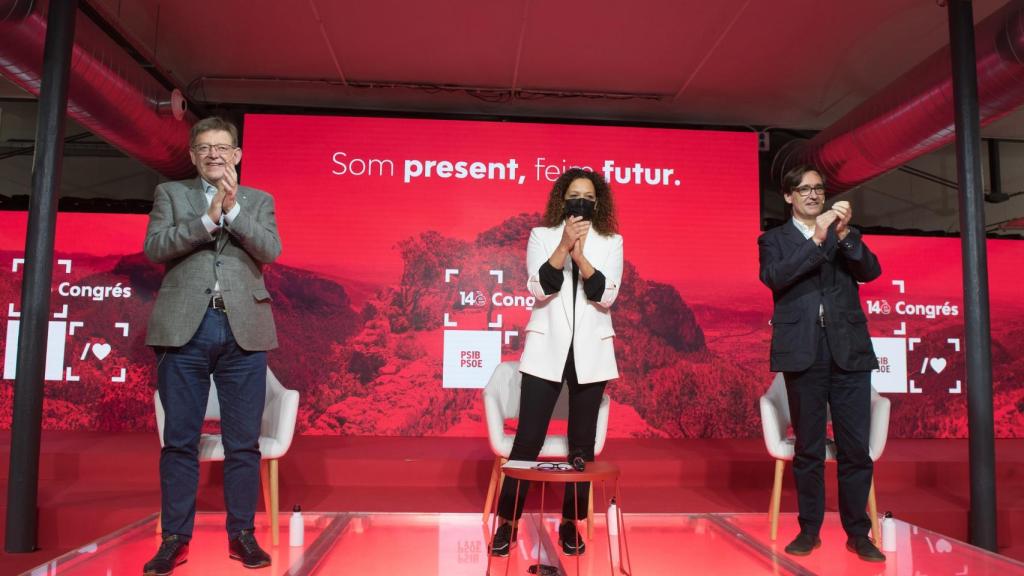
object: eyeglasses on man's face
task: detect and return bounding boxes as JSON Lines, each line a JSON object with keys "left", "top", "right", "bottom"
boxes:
{"left": 791, "top": 184, "right": 826, "bottom": 197}
{"left": 192, "top": 144, "right": 237, "bottom": 156}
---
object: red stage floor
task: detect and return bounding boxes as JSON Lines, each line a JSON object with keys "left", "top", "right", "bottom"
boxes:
{"left": 3, "top": 434, "right": 1024, "bottom": 573}
{"left": 17, "top": 511, "right": 1024, "bottom": 576}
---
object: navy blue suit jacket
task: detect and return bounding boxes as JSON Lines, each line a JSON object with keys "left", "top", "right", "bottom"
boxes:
{"left": 757, "top": 221, "right": 882, "bottom": 373}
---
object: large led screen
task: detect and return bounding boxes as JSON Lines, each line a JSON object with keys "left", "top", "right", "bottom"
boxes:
{"left": 1, "top": 113, "right": 1022, "bottom": 439}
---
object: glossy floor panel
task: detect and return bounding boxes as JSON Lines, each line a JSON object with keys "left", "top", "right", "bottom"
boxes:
{"left": 21, "top": 512, "right": 1024, "bottom": 575}
{"left": 726, "top": 512, "right": 1024, "bottom": 576}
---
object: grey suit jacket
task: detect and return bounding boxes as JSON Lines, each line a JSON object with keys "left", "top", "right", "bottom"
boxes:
{"left": 144, "top": 178, "right": 281, "bottom": 351}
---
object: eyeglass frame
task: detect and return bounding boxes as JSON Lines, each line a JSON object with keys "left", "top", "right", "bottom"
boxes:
{"left": 191, "top": 143, "right": 238, "bottom": 156}
{"left": 534, "top": 462, "right": 575, "bottom": 472}
{"left": 790, "top": 184, "right": 826, "bottom": 197}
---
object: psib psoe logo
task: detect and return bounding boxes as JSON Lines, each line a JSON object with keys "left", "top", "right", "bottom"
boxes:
{"left": 2, "top": 257, "right": 133, "bottom": 384}
{"left": 442, "top": 268, "right": 525, "bottom": 389}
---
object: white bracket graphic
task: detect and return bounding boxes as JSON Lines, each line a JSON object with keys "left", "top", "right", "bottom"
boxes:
{"left": 115, "top": 322, "right": 130, "bottom": 337}
{"left": 57, "top": 259, "right": 72, "bottom": 274}
{"left": 892, "top": 279, "right": 905, "bottom": 294}
{"left": 53, "top": 304, "right": 69, "bottom": 319}
{"left": 111, "top": 368, "right": 127, "bottom": 383}
{"left": 504, "top": 331, "right": 518, "bottom": 345}
{"left": 65, "top": 367, "right": 80, "bottom": 382}
{"left": 68, "top": 321, "right": 84, "bottom": 336}
{"left": 489, "top": 270, "right": 504, "bottom": 284}
{"left": 909, "top": 379, "right": 923, "bottom": 393}
{"left": 488, "top": 314, "right": 503, "bottom": 328}
{"left": 444, "top": 269, "right": 459, "bottom": 283}
{"left": 8, "top": 303, "right": 19, "bottom": 318}
{"left": 11, "top": 258, "right": 24, "bottom": 272}
{"left": 908, "top": 337, "right": 921, "bottom": 351}
{"left": 949, "top": 380, "right": 962, "bottom": 394}
{"left": 947, "top": 338, "right": 961, "bottom": 352}
{"left": 893, "top": 322, "right": 907, "bottom": 336}
{"left": 443, "top": 313, "right": 457, "bottom": 327}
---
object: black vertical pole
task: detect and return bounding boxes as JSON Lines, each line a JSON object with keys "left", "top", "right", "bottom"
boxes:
{"left": 4, "top": 0, "right": 79, "bottom": 553}
{"left": 947, "top": 0, "right": 998, "bottom": 551}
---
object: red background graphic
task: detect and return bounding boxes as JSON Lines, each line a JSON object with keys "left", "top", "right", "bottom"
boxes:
{"left": 0, "top": 114, "right": 1021, "bottom": 438}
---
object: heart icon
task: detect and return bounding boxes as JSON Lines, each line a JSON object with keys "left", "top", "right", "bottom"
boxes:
{"left": 92, "top": 343, "right": 111, "bottom": 361}
{"left": 930, "top": 357, "right": 947, "bottom": 374}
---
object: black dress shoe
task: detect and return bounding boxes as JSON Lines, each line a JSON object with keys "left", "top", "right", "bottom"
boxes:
{"left": 558, "top": 520, "right": 586, "bottom": 555}
{"left": 489, "top": 522, "right": 517, "bottom": 557}
{"left": 229, "top": 529, "right": 272, "bottom": 569}
{"left": 142, "top": 534, "right": 189, "bottom": 576}
{"left": 847, "top": 535, "right": 886, "bottom": 562}
{"left": 783, "top": 532, "right": 821, "bottom": 556}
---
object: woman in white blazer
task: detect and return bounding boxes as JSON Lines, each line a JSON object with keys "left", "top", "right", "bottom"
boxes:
{"left": 490, "top": 168, "right": 623, "bottom": 557}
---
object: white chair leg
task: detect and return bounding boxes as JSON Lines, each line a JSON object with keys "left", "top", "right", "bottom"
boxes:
{"left": 868, "top": 476, "right": 879, "bottom": 546}
{"left": 770, "top": 459, "right": 785, "bottom": 541}
{"left": 483, "top": 457, "right": 502, "bottom": 523}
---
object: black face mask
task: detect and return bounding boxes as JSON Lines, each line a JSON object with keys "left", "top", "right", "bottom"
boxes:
{"left": 564, "top": 198, "right": 596, "bottom": 220}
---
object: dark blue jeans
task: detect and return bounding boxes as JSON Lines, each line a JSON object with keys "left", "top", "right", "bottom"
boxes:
{"left": 156, "top": 308, "right": 267, "bottom": 540}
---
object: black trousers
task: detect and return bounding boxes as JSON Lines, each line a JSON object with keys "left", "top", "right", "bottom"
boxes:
{"left": 784, "top": 326, "right": 873, "bottom": 538}
{"left": 497, "top": 349, "right": 607, "bottom": 521}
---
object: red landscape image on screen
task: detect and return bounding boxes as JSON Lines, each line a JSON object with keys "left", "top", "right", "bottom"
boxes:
{"left": 1, "top": 115, "right": 1022, "bottom": 439}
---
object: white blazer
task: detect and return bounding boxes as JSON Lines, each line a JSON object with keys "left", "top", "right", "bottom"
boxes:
{"left": 518, "top": 223, "right": 624, "bottom": 384}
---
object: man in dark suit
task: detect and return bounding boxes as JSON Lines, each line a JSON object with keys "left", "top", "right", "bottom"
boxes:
{"left": 758, "top": 164, "right": 885, "bottom": 563}
{"left": 142, "top": 117, "right": 281, "bottom": 575}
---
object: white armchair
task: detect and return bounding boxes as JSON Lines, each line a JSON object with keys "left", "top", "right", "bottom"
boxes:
{"left": 155, "top": 367, "right": 299, "bottom": 545}
{"left": 482, "top": 360, "right": 611, "bottom": 538}
{"left": 759, "top": 372, "right": 890, "bottom": 543}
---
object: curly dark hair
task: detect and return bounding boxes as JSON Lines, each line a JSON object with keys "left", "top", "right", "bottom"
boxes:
{"left": 541, "top": 168, "right": 619, "bottom": 235}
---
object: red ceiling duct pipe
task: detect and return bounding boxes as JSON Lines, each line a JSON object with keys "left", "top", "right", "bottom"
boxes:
{"left": 773, "top": 0, "right": 1024, "bottom": 195}
{"left": 0, "top": 0, "right": 197, "bottom": 179}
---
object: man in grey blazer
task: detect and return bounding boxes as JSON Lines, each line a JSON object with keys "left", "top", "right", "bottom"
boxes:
{"left": 143, "top": 117, "right": 281, "bottom": 576}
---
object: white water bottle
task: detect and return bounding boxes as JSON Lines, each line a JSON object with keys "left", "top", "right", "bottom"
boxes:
{"left": 289, "top": 504, "right": 304, "bottom": 547}
{"left": 881, "top": 511, "right": 897, "bottom": 552}
{"left": 607, "top": 498, "right": 619, "bottom": 536}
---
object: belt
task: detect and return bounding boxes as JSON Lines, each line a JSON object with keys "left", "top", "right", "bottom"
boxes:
{"left": 210, "top": 295, "right": 226, "bottom": 310}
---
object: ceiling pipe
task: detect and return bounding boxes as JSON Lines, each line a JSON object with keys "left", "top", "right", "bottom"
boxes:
{"left": 773, "top": 0, "right": 1024, "bottom": 196}
{"left": 0, "top": 0, "right": 197, "bottom": 179}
